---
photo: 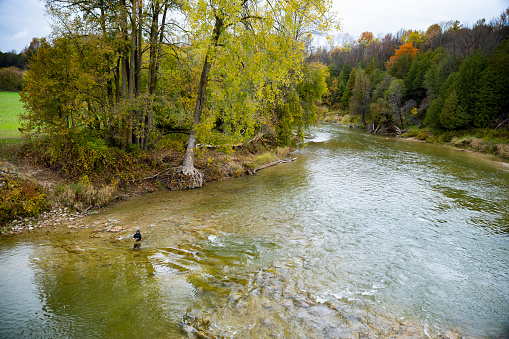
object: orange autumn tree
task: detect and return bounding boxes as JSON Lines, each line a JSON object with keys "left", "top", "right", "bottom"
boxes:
{"left": 358, "top": 31, "right": 374, "bottom": 43}
{"left": 386, "top": 42, "right": 419, "bottom": 68}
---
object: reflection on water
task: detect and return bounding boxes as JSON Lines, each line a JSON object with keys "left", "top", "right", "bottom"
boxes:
{"left": 1, "top": 125, "right": 509, "bottom": 338}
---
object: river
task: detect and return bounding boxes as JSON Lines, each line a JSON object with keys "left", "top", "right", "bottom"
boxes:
{"left": 1, "top": 125, "right": 508, "bottom": 338}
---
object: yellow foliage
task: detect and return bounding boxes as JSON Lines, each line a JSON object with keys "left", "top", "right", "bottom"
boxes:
{"left": 0, "top": 173, "right": 49, "bottom": 225}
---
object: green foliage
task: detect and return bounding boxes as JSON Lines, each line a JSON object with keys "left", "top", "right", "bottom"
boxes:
{"left": 368, "top": 68, "right": 386, "bottom": 92}
{"left": 274, "top": 62, "right": 329, "bottom": 146}
{"left": 423, "top": 48, "right": 457, "bottom": 99}
{"left": 454, "top": 51, "right": 487, "bottom": 122}
{"left": 348, "top": 69, "right": 370, "bottom": 125}
{"left": 372, "top": 74, "right": 393, "bottom": 101}
{"left": 388, "top": 52, "right": 414, "bottom": 79}
{"left": 341, "top": 68, "right": 357, "bottom": 110}
{"left": 340, "top": 63, "right": 352, "bottom": 82}
{"left": 385, "top": 78, "right": 405, "bottom": 126}
{"left": 424, "top": 68, "right": 459, "bottom": 129}
{"left": 404, "top": 49, "right": 435, "bottom": 101}
{"left": 0, "top": 67, "right": 23, "bottom": 91}
{"left": 0, "top": 173, "right": 49, "bottom": 225}
{"left": 21, "top": 134, "right": 135, "bottom": 181}
{"left": 370, "top": 98, "right": 393, "bottom": 127}
{"left": 19, "top": 37, "right": 107, "bottom": 137}
{"left": 475, "top": 40, "right": 509, "bottom": 128}
{"left": 156, "top": 134, "right": 187, "bottom": 152}
{"left": 439, "top": 90, "right": 468, "bottom": 129}
{"left": 425, "top": 51, "right": 487, "bottom": 130}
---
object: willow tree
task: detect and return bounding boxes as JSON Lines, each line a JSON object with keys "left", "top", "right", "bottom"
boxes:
{"left": 177, "top": 0, "right": 339, "bottom": 188}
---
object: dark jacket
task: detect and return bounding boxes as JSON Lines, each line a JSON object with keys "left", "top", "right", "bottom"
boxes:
{"left": 133, "top": 231, "right": 142, "bottom": 241}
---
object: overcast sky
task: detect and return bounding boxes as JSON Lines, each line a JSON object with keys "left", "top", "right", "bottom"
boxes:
{"left": 0, "top": 0, "right": 507, "bottom": 53}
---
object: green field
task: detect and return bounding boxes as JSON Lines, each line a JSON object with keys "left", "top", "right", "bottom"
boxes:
{"left": 0, "top": 92, "right": 23, "bottom": 139}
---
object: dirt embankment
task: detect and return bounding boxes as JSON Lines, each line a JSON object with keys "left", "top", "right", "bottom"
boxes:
{"left": 0, "top": 146, "right": 297, "bottom": 236}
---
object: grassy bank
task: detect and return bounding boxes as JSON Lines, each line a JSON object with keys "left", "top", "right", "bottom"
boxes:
{"left": 399, "top": 127, "right": 509, "bottom": 159}
{"left": 0, "top": 92, "right": 22, "bottom": 140}
{"left": 321, "top": 110, "right": 509, "bottom": 159}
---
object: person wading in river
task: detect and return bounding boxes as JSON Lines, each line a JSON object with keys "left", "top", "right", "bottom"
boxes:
{"left": 133, "top": 230, "right": 142, "bottom": 249}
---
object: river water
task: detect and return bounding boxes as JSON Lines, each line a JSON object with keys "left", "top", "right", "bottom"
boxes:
{"left": 1, "top": 125, "right": 508, "bottom": 338}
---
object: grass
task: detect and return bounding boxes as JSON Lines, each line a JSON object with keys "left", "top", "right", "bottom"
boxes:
{"left": 0, "top": 92, "right": 23, "bottom": 140}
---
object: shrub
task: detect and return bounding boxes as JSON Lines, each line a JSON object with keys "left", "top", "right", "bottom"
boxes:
{"left": 0, "top": 172, "right": 49, "bottom": 225}
{"left": 0, "top": 66, "right": 23, "bottom": 91}
{"left": 496, "top": 144, "right": 509, "bottom": 158}
{"left": 20, "top": 134, "right": 136, "bottom": 181}
{"left": 55, "top": 177, "right": 117, "bottom": 211}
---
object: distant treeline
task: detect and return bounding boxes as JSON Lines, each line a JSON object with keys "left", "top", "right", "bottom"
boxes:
{"left": 309, "top": 8, "right": 509, "bottom": 132}
{"left": 0, "top": 38, "right": 42, "bottom": 91}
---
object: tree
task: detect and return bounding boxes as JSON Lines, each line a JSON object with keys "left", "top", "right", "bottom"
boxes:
{"left": 277, "top": 62, "right": 329, "bottom": 144}
{"left": 0, "top": 66, "right": 23, "bottom": 91}
{"left": 20, "top": 37, "right": 98, "bottom": 137}
{"left": 341, "top": 68, "right": 357, "bottom": 110}
{"left": 424, "top": 71, "right": 458, "bottom": 128}
{"left": 387, "top": 43, "right": 419, "bottom": 79}
{"left": 386, "top": 42, "right": 419, "bottom": 68}
{"left": 439, "top": 89, "right": 468, "bottom": 129}
{"left": 349, "top": 69, "right": 370, "bottom": 126}
{"left": 454, "top": 50, "right": 487, "bottom": 126}
{"left": 423, "top": 47, "right": 457, "bottom": 99}
{"left": 372, "top": 73, "right": 392, "bottom": 101}
{"left": 43, "top": 0, "right": 176, "bottom": 149}
{"left": 475, "top": 39, "right": 509, "bottom": 128}
{"left": 401, "top": 30, "right": 425, "bottom": 48}
{"left": 385, "top": 78, "right": 404, "bottom": 128}
{"left": 424, "top": 24, "right": 442, "bottom": 50}
{"left": 370, "top": 98, "right": 393, "bottom": 131}
{"left": 358, "top": 31, "right": 374, "bottom": 43}
{"left": 178, "top": 0, "right": 339, "bottom": 187}
{"left": 404, "top": 49, "right": 434, "bottom": 102}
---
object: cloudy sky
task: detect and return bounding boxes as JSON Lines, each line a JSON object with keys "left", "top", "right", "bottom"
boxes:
{"left": 0, "top": 0, "right": 507, "bottom": 53}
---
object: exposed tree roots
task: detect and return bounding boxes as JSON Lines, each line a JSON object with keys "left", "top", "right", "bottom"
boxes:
{"left": 159, "top": 165, "right": 203, "bottom": 190}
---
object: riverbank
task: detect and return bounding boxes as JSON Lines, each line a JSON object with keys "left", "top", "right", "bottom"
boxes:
{"left": 0, "top": 140, "right": 296, "bottom": 236}
{"left": 322, "top": 111, "right": 509, "bottom": 160}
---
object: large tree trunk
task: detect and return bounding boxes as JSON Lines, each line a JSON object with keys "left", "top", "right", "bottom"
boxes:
{"left": 134, "top": 1, "right": 142, "bottom": 146}
{"left": 182, "top": 16, "right": 223, "bottom": 174}
{"left": 128, "top": 0, "right": 136, "bottom": 145}
{"left": 176, "top": 16, "right": 223, "bottom": 189}
{"left": 120, "top": 0, "right": 128, "bottom": 147}
{"left": 142, "top": 1, "right": 162, "bottom": 150}
{"left": 181, "top": 52, "right": 212, "bottom": 172}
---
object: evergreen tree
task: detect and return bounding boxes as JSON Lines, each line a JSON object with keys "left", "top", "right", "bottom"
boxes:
{"left": 404, "top": 49, "right": 434, "bottom": 101}
{"left": 423, "top": 48, "right": 457, "bottom": 99}
{"left": 440, "top": 89, "right": 468, "bottom": 129}
{"left": 454, "top": 51, "right": 487, "bottom": 126}
{"left": 340, "top": 63, "right": 352, "bottom": 83}
{"left": 341, "top": 68, "right": 357, "bottom": 110}
{"left": 424, "top": 71, "right": 458, "bottom": 128}
{"left": 475, "top": 40, "right": 509, "bottom": 128}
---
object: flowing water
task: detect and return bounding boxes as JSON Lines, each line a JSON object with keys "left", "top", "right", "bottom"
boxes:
{"left": 1, "top": 125, "right": 509, "bottom": 338}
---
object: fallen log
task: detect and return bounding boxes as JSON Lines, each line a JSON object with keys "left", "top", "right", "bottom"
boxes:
{"left": 254, "top": 157, "right": 297, "bottom": 172}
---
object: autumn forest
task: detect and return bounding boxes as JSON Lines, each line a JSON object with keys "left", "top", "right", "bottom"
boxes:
{"left": 309, "top": 10, "right": 509, "bottom": 135}
{"left": 0, "top": 2, "right": 508, "bottom": 217}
